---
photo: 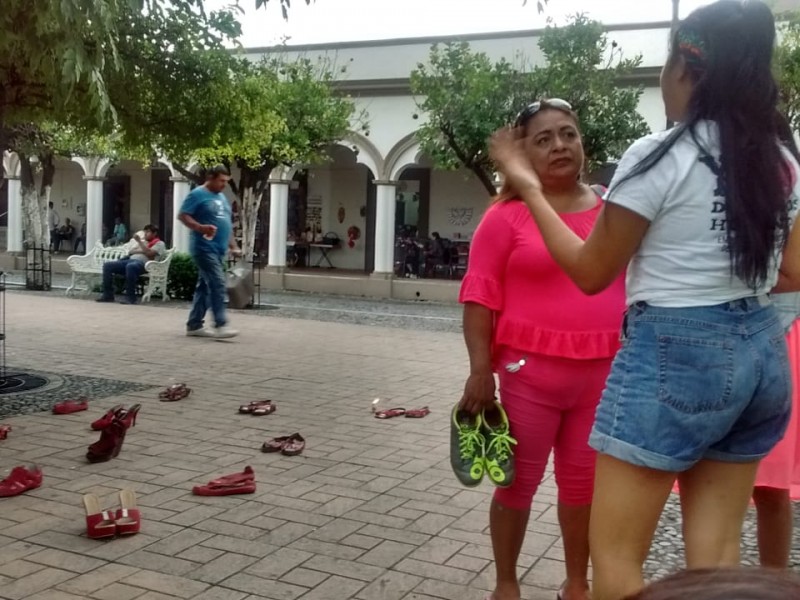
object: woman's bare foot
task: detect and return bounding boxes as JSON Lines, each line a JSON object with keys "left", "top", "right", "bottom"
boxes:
{"left": 558, "top": 581, "right": 591, "bottom": 600}
{"left": 489, "top": 581, "right": 521, "bottom": 600}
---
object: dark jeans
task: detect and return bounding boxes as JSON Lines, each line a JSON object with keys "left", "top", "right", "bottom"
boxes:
{"left": 101, "top": 258, "right": 145, "bottom": 301}
{"left": 187, "top": 251, "right": 227, "bottom": 330}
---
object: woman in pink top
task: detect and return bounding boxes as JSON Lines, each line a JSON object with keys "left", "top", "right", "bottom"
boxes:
{"left": 459, "top": 100, "right": 626, "bottom": 600}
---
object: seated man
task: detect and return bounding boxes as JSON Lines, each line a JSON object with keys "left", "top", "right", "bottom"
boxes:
{"left": 53, "top": 218, "right": 75, "bottom": 252}
{"left": 96, "top": 224, "right": 166, "bottom": 305}
{"left": 74, "top": 222, "right": 87, "bottom": 254}
{"left": 106, "top": 218, "right": 127, "bottom": 246}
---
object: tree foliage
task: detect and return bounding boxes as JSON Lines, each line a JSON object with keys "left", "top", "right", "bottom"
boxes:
{"left": 776, "top": 17, "right": 800, "bottom": 133}
{"left": 193, "top": 57, "right": 363, "bottom": 261}
{"left": 411, "top": 15, "right": 650, "bottom": 195}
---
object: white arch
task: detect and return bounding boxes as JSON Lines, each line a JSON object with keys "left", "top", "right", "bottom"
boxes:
{"left": 157, "top": 158, "right": 200, "bottom": 180}
{"left": 384, "top": 132, "right": 424, "bottom": 181}
{"left": 340, "top": 130, "right": 384, "bottom": 177}
{"left": 269, "top": 165, "right": 298, "bottom": 181}
{"left": 2, "top": 152, "right": 21, "bottom": 178}
{"left": 71, "top": 156, "right": 113, "bottom": 179}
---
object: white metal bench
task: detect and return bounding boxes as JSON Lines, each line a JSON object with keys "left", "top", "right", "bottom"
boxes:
{"left": 66, "top": 241, "right": 176, "bottom": 302}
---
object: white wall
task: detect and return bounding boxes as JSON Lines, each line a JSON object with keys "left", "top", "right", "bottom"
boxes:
{"left": 429, "top": 169, "right": 491, "bottom": 241}
{"left": 49, "top": 160, "right": 86, "bottom": 229}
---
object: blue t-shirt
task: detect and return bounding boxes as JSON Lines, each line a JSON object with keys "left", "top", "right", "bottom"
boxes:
{"left": 180, "top": 186, "right": 232, "bottom": 257}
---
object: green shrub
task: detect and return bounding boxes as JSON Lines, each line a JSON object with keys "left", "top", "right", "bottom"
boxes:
{"left": 167, "top": 252, "right": 198, "bottom": 300}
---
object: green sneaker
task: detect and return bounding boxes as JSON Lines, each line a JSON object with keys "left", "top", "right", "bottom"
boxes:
{"left": 450, "top": 405, "right": 486, "bottom": 487}
{"left": 482, "top": 402, "right": 517, "bottom": 488}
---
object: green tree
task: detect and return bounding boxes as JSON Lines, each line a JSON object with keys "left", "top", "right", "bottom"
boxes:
{"left": 775, "top": 17, "right": 800, "bottom": 132}
{"left": 411, "top": 15, "right": 650, "bottom": 195}
{"left": 192, "top": 58, "right": 363, "bottom": 261}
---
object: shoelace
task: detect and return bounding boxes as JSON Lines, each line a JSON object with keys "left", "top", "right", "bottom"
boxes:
{"left": 458, "top": 426, "right": 485, "bottom": 460}
{"left": 486, "top": 428, "right": 517, "bottom": 462}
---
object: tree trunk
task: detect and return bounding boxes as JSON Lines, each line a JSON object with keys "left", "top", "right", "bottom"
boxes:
{"left": 471, "top": 164, "right": 499, "bottom": 196}
{"left": 239, "top": 185, "right": 260, "bottom": 263}
{"left": 18, "top": 153, "right": 45, "bottom": 248}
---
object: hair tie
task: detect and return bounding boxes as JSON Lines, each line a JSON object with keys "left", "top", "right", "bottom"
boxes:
{"left": 676, "top": 28, "right": 708, "bottom": 70}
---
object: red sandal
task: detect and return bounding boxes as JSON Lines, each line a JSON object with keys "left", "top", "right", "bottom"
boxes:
{"left": 375, "top": 408, "right": 406, "bottom": 419}
{"left": 238, "top": 400, "right": 272, "bottom": 414}
{"left": 115, "top": 489, "right": 141, "bottom": 536}
{"left": 159, "top": 383, "right": 191, "bottom": 402}
{"left": 83, "top": 493, "right": 116, "bottom": 540}
{"left": 192, "top": 480, "right": 256, "bottom": 496}
{"left": 405, "top": 407, "right": 430, "bottom": 418}
{"left": 0, "top": 465, "right": 42, "bottom": 497}
{"left": 0, "top": 424, "right": 11, "bottom": 440}
{"left": 53, "top": 398, "right": 89, "bottom": 414}
{"left": 261, "top": 435, "right": 292, "bottom": 453}
{"left": 281, "top": 433, "right": 305, "bottom": 456}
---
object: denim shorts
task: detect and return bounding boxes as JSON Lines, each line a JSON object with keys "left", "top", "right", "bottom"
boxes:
{"left": 589, "top": 296, "right": 792, "bottom": 472}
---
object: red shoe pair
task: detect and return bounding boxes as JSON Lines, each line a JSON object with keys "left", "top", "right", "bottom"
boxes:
{"left": 53, "top": 398, "right": 89, "bottom": 415}
{"left": 0, "top": 465, "right": 43, "bottom": 497}
{"left": 192, "top": 466, "right": 256, "bottom": 496}
{"left": 83, "top": 490, "right": 141, "bottom": 539}
{"left": 87, "top": 405, "right": 141, "bottom": 463}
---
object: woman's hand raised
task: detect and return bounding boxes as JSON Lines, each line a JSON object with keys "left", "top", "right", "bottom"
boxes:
{"left": 489, "top": 126, "right": 542, "bottom": 195}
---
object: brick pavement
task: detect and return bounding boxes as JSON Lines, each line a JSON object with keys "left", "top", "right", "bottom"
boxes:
{"left": 0, "top": 293, "right": 565, "bottom": 600}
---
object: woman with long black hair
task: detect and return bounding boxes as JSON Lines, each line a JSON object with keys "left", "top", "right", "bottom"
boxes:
{"left": 489, "top": 2, "right": 800, "bottom": 599}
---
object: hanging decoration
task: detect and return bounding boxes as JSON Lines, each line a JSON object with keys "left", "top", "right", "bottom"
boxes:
{"left": 337, "top": 204, "right": 346, "bottom": 224}
{"left": 448, "top": 207, "right": 474, "bottom": 227}
{"left": 347, "top": 225, "right": 361, "bottom": 248}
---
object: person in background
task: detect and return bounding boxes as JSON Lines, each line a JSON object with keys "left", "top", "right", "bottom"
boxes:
{"left": 53, "top": 218, "right": 75, "bottom": 253}
{"left": 96, "top": 225, "right": 165, "bottom": 305}
{"left": 47, "top": 201, "right": 60, "bottom": 250}
{"left": 179, "top": 165, "right": 240, "bottom": 339}
{"left": 74, "top": 222, "right": 87, "bottom": 254}
{"left": 489, "top": 2, "right": 800, "bottom": 598}
{"left": 106, "top": 217, "right": 128, "bottom": 246}
{"left": 459, "top": 99, "right": 625, "bottom": 600}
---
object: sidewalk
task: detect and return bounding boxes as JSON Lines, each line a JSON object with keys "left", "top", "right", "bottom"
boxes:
{"left": 0, "top": 293, "right": 795, "bottom": 600}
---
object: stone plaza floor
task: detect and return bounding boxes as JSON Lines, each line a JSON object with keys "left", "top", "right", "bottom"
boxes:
{"left": 0, "top": 291, "right": 797, "bottom": 600}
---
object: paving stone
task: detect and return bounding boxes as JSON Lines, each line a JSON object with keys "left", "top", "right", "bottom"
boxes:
{"left": 0, "top": 567, "right": 75, "bottom": 600}
{"left": 57, "top": 564, "right": 141, "bottom": 595}
{"left": 245, "top": 548, "right": 314, "bottom": 580}
{"left": 279, "top": 567, "right": 329, "bottom": 589}
{"left": 355, "top": 571, "right": 424, "bottom": 600}
{"left": 25, "top": 548, "right": 107, "bottom": 573}
{"left": 302, "top": 555, "right": 385, "bottom": 582}
{"left": 296, "top": 575, "right": 364, "bottom": 599}
{"left": 218, "top": 573, "right": 308, "bottom": 599}
{"left": 90, "top": 582, "right": 148, "bottom": 600}
{"left": 0, "top": 559, "right": 45, "bottom": 578}
{"left": 119, "top": 570, "right": 210, "bottom": 599}
{"left": 358, "top": 541, "right": 417, "bottom": 568}
{"left": 189, "top": 553, "right": 259, "bottom": 584}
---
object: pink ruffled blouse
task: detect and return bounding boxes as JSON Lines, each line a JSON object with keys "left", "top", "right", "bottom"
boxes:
{"left": 459, "top": 197, "right": 626, "bottom": 363}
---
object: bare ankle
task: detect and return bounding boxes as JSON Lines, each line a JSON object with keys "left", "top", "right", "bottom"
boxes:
{"left": 492, "top": 580, "right": 521, "bottom": 600}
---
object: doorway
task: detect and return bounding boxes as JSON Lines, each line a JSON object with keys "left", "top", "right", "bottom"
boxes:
{"left": 103, "top": 176, "right": 131, "bottom": 243}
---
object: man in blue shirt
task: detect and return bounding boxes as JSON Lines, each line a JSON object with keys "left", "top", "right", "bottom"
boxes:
{"left": 179, "top": 165, "right": 241, "bottom": 339}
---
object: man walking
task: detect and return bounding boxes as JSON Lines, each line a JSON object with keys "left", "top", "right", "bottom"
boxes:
{"left": 179, "top": 165, "right": 240, "bottom": 339}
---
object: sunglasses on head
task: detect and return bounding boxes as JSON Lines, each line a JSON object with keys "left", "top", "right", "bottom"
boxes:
{"left": 514, "top": 98, "right": 573, "bottom": 127}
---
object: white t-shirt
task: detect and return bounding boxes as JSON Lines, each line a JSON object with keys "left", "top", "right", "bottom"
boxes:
{"left": 607, "top": 121, "right": 800, "bottom": 307}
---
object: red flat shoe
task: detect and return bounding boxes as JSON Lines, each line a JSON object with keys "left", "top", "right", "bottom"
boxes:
{"left": 53, "top": 398, "right": 89, "bottom": 415}
{"left": 0, "top": 465, "right": 43, "bottom": 498}
{"left": 192, "top": 481, "right": 256, "bottom": 496}
{"left": 375, "top": 408, "right": 406, "bottom": 419}
{"left": 251, "top": 403, "right": 276, "bottom": 416}
{"left": 114, "top": 489, "right": 141, "bottom": 536}
{"left": 261, "top": 436, "right": 292, "bottom": 453}
{"left": 0, "top": 424, "right": 11, "bottom": 440}
{"left": 208, "top": 466, "right": 255, "bottom": 486}
{"left": 83, "top": 493, "right": 116, "bottom": 539}
{"left": 280, "top": 433, "right": 305, "bottom": 457}
{"left": 90, "top": 405, "right": 125, "bottom": 430}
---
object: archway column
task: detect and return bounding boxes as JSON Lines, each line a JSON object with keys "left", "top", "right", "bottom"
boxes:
{"left": 267, "top": 179, "right": 291, "bottom": 269}
{"left": 170, "top": 176, "right": 192, "bottom": 253}
{"left": 372, "top": 180, "right": 399, "bottom": 275}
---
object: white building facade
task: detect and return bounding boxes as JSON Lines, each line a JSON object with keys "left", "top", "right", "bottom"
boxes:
{"left": 1, "top": 21, "right": 673, "bottom": 299}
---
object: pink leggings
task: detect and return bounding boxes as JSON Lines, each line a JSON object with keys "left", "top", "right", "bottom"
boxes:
{"left": 494, "top": 348, "right": 613, "bottom": 510}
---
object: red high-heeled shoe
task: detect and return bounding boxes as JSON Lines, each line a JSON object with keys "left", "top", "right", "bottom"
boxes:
{"left": 90, "top": 405, "right": 125, "bottom": 431}
{"left": 86, "top": 421, "right": 127, "bottom": 463}
{"left": 83, "top": 493, "right": 116, "bottom": 540}
{"left": 114, "top": 489, "right": 141, "bottom": 536}
{"left": 118, "top": 404, "right": 141, "bottom": 430}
